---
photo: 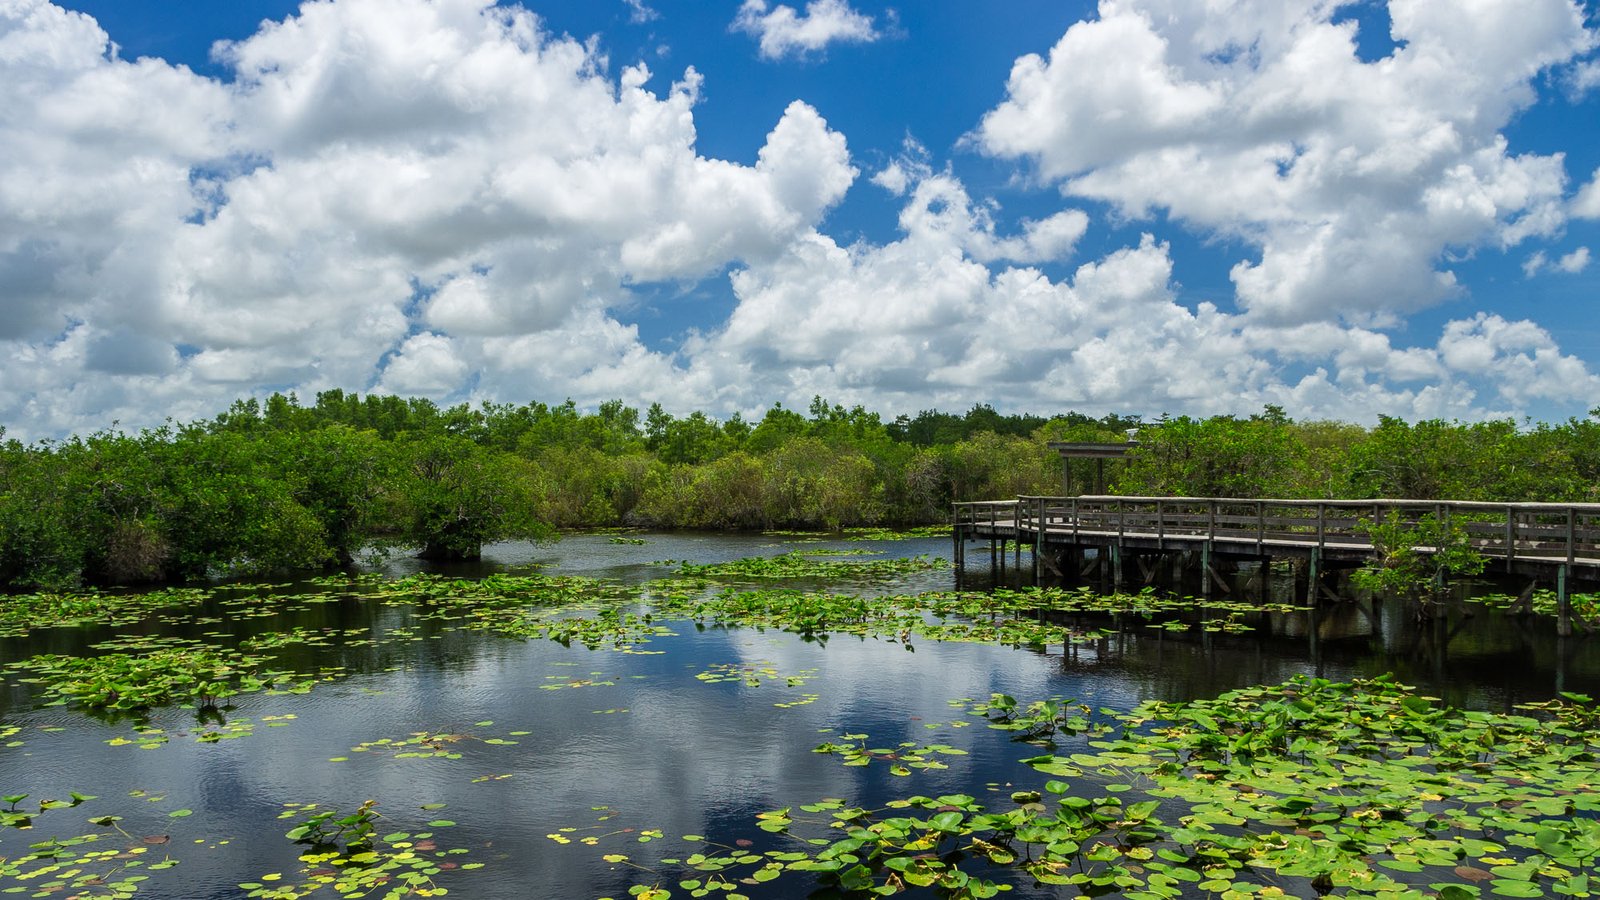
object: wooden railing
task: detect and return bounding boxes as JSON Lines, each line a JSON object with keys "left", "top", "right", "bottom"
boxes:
{"left": 953, "top": 499, "right": 1021, "bottom": 534}
{"left": 955, "top": 496, "right": 1600, "bottom": 568}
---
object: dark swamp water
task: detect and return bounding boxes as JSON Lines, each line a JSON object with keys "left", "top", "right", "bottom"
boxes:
{"left": 2, "top": 532, "right": 1599, "bottom": 899}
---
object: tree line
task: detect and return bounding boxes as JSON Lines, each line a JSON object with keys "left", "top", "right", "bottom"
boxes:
{"left": 1, "top": 393, "right": 1596, "bottom": 588}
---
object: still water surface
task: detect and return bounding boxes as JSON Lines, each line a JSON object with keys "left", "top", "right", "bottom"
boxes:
{"left": 1, "top": 533, "right": 1597, "bottom": 898}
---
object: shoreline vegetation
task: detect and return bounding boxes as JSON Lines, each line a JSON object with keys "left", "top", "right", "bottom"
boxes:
{"left": 2, "top": 391, "right": 1598, "bottom": 589}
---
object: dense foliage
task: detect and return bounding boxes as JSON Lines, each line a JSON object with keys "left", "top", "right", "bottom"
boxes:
{"left": 1118, "top": 409, "right": 1600, "bottom": 501}
{"left": 1, "top": 392, "right": 1597, "bottom": 587}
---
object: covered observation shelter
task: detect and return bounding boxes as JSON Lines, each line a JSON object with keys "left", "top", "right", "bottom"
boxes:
{"left": 1048, "top": 437, "right": 1137, "bottom": 495}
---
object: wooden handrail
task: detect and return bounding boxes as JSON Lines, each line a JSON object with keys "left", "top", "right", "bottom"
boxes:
{"left": 1008, "top": 495, "right": 1600, "bottom": 512}
{"left": 955, "top": 495, "right": 1600, "bottom": 567}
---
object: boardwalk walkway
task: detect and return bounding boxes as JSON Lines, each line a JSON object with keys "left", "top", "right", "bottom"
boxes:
{"left": 954, "top": 495, "right": 1600, "bottom": 631}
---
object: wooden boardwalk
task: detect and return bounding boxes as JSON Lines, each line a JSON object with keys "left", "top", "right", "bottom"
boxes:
{"left": 954, "top": 495, "right": 1600, "bottom": 632}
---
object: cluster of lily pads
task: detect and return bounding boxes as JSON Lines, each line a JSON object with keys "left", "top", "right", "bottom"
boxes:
{"left": 671, "top": 551, "right": 949, "bottom": 581}
{"left": 694, "top": 663, "right": 816, "bottom": 688}
{"left": 3, "top": 636, "right": 328, "bottom": 715}
{"left": 595, "top": 676, "right": 1600, "bottom": 899}
{"left": 240, "top": 801, "right": 475, "bottom": 899}
{"left": 0, "top": 790, "right": 183, "bottom": 898}
{"left": 0, "top": 572, "right": 1307, "bottom": 767}
{"left": 0, "top": 828, "right": 174, "bottom": 898}
{"left": 0, "top": 586, "right": 212, "bottom": 637}
{"left": 812, "top": 733, "right": 970, "bottom": 777}
{"left": 0, "top": 791, "right": 473, "bottom": 898}
{"left": 334, "top": 723, "right": 528, "bottom": 763}
{"left": 2, "top": 578, "right": 1297, "bottom": 717}
{"left": 762, "top": 525, "right": 952, "bottom": 541}
{"left": 640, "top": 583, "right": 1297, "bottom": 650}
{"left": 1, "top": 791, "right": 95, "bottom": 830}
{"left": 842, "top": 525, "right": 952, "bottom": 541}
{"left": 1472, "top": 590, "right": 1600, "bottom": 628}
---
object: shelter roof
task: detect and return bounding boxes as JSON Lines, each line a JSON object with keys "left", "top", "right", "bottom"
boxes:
{"left": 1046, "top": 441, "right": 1137, "bottom": 459}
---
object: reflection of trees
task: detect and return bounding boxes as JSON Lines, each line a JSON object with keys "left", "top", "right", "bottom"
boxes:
{"left": 1048, "top": 600, "right": 1598, "bottom": 710}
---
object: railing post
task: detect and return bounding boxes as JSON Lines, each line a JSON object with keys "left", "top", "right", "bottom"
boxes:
{"left": 1034, "top": 497, "right": 1044, "bottom": 581}
{"left": 1505, "top": 505, "right": 1515, "bottom": 573}
{"left": 1157, "top": 499, "right": 1165, "bottom": 549}
{"left": 1567, "top": 508, "right": 1577, "bottom": 567}
{"left": 989, "top": 503, "right": 999, "bottom": 565}
{"left": 1256, "top": 501, "right": 1265, "bottom": 553}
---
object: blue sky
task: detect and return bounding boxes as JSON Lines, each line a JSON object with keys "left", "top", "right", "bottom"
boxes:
{"left": 3, "top": 0, "right": 1599, "bottom": 439}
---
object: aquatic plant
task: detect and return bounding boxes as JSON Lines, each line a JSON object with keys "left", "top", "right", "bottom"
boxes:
{"left": 1474, "top": 589, "right": 1600, "bottom": 627}
{"left": 811, "top": 734, "right": 969, "bottom": 776}
{"left": 0, "top": 831, "right": 174, "bottom": 897}
{"left": 841, "top": 525, "right": 952, "bottom": 540}
{"left": 590, "top": 676, "right": 1600, "bottom": 899}
{"left": 1354, "top": 512, "right": 1485, "bottom": 615}
{"left": 672, "top": 551, "right": 948, "bottom": 581}
{"left": 5, "top": 638, "right": 325, "bottom": 714}
{"left": 0, "top": 797, "right": 176, "bottom": 897}
{"left": 341, "top": 731, "right": 481, "bottom": 762}
{"left": 342, "top": 571, "right": 641, "bottom": 611}
{"left": 967, "top": 693, "right": 1103, "bottom": 745}
{"left": 282, "top": 800, "right": 379, "bottom": 849}
{"left": 0, "top": 587, "right": 214, "bottom": 637}
{"left": 642, "top": 584, "right": 1296, "bottom": 651}
{"left": 0, "top": 791, "right": 95, "bottom": 830}
{"left": 651, "top": 587, "right": 923, "bottom": 640}
{"left": 693, "top": 662, "right": 815, "bottom": 688}
{"left": 243, "top": 801, "right": 475, "bottom": 898}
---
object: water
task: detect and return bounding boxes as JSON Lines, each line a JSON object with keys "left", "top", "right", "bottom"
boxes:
{"left": 1, "top": 532, "right": 1597, "bottom": 898}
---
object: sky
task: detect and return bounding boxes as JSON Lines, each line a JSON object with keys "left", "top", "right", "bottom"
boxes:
{"left": 3, "top": 0, "right": 1600, "bottom": 441}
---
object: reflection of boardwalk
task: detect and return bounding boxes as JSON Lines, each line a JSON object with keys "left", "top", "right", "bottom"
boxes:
{"left": 954, "top": 495, "right": 1600, "bottom": 633}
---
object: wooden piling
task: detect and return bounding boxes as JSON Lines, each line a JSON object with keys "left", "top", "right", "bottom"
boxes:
{"left": 1307, "top": 547, "right": 1321, "bottom": 607}
{"left": 1558, "top": 564, "right": 1572, "bottom": 637}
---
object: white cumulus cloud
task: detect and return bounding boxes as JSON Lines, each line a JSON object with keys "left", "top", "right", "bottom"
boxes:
{"left": 0, "top": 0, "right": 855, "bottom": 438}
{"left": 1558, "top": 246, "right": 1592, "bottom": 273}
{"left": 688, "top": 168, "right": 1599, "bottom": 424}
{"left": 973, "top": 0, "right": 1597, "bottom": 325}
{"left": 1575, "top": 167, "right": 1600, "bottom": 219}
{"left": 1524, "top": 246, "right": 1592, "bottom": 276}
{"left": 378, "top": 333, "right": 470, "bottom": 396}
{"left": 622, "top": 0, "right": 659, "bottom": 24}
{"left": 731, "top": 0, "right": 880, "bottom": 60}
